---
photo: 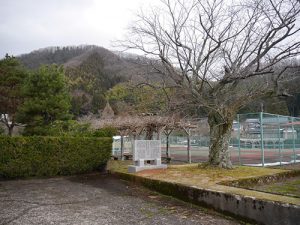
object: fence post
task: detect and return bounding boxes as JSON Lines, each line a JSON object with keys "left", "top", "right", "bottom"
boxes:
{"left": 237, "top": 114, "right": 241, "bottom": 165}
{"left": 277, "top": 115, "right": 282, "bottom": 166}
{"left": 260, "top": 112, "right": 265, "bottom": 167}
{"left": 292, "top": 117, "right": 296, "bottom": 163}
{"left": 187, "top": 128, "right": 191, "bottom": 164}
{"left": 120, "top": 136, "right": 124, "bottom": 160}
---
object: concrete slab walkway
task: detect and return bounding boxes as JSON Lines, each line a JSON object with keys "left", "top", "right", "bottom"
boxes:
{"left": 0, "top": 174, "right": 241, "bottom": 225}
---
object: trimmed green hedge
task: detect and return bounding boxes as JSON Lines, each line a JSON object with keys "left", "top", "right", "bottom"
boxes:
{"left": 0, "top": 136, "right": 112, "bottom": 178}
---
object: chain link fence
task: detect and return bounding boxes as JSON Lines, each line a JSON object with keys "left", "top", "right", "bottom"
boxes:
{"left": 112, "top": 113, "right": 300, "bottom": 166}
{"left": 235, "top": 112, "right": 300, "bottom": 166}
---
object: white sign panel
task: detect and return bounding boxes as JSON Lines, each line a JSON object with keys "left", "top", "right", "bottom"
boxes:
{"left": 133, "top": 140, "right": 161, "bottom": 161}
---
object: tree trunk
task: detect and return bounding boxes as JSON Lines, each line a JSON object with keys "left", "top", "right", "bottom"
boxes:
{"left": 145, "top": 127, "right": 154, "bottom": 140}
{"left": 7, "top": 124, "right": 14, "bottom": 136}
{"left": 157, "top": 128, "right": 162, "bottom": 140}
{"left": 166, "top": 135, "right": 170, "bottom": 158}
{"left": 208, "top": 111, "right": 233, "bottom": 168}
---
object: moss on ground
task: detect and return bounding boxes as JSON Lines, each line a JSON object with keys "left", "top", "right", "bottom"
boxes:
{"left": 107, "top": 160, "right": 131, "bottom": 173}
{"left": 254, "top": 176, "right": 300, "bottom": 197}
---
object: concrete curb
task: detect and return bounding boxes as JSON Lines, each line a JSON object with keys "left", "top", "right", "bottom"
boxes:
{"left": 112, "top": 171, "right": 300, "bottom": 225}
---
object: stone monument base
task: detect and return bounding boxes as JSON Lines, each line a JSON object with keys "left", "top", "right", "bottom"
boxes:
{"left": 128, "top": 164, "right": 167, "bottom": 173}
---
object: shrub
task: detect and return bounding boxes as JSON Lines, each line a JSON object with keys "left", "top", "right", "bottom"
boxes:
{"left": 0, "top": 125, "right": 5, "bottom": 135}
{"left": 0, "top": 136, "right": 112, "bottom": 178}
{"left": 92, "top": 126, "right": 117, "bottom": 137}
{"left": 46, "top": 120, "right": 92, "bottom": 137}
{"left": 42, "top": 121, "right": 117, "bottom": 138}
{"left": 283, "top": 138, "right": 300, "bottom": 149}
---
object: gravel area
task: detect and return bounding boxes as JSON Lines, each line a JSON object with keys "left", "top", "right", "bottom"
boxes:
{"left": 0, "top": 173, "right": 243, "bottom": 225}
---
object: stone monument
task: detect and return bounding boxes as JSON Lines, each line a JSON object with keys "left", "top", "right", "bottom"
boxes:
{"left": 128, "top": 140, "right": 167, "bottom": 173}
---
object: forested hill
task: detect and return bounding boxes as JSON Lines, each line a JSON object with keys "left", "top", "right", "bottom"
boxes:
{"left": 17, "top": 45, "right": 157, "bottom": 116}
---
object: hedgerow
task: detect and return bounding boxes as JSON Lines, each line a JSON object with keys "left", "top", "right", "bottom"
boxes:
{"left": 0, "top": 136, "right": 112, "bottom": 178}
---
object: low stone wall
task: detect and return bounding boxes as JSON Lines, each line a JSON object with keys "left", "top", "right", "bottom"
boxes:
{"left": 221, "top": 169, "right": 300, "bottom": 188}
{"left": 112, "top": 171, "right": 300, "bottom": 225}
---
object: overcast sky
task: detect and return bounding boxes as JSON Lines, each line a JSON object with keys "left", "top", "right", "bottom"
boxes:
{"left": 0, "top": 0, "right": 159, "bottom": 57}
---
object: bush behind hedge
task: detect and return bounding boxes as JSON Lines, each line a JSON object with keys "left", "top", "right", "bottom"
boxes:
{"left": 0, "top": 136, "right": 112, "bottom": 178}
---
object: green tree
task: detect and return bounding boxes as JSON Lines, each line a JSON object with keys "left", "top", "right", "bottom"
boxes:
{"left": 0, "top": 54, "right": 28, "bottom": 136}
{"left": 18, "top": 65, "right": 71, "bottom": 135}
{"left": 106, "top": 82, "right": 172, "bottom": 114}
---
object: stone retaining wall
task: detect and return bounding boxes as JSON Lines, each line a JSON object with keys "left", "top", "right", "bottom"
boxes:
{"left": 113, "top": 171, "right": 300, "bottom": 225}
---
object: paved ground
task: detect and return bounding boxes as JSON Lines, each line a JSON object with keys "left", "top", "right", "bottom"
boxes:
{"left": 0, "top": 174, "right": 242, "bottom": 225}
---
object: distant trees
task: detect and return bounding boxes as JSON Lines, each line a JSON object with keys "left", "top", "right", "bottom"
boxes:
{"left": 17, "top": 65, "right": 71, "bottom": 135}
{"left": 286, "top": 94, "right": 300, "bottom": 117}
{"left": 0, "top": 55, "right": 28, "bottom": 136}
{"left": 239, "top": 97, "right": 289, "bottom": 115}
{"left": 123, "top": 0, "right": 300, "bottom": 168}
{"left": 285, "top": 64, "right": 300, "bottom": 117}
{"left": 240, "top": 60, "right": 300, "bottom": 116}
{"left": 106, "top": 82, "right": 174, "bottom": 115}
{"left": 18, "top": 45, "right": 99, "bottom": 69}
{"left": 65, "top": 52, "right": 124, "bottom": 116}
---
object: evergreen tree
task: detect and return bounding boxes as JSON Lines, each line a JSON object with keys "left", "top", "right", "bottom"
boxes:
{"left": 0, "top": 54, "right": 28, "bottom": 135}
{"left": 18, "top": 65, "right": 71, "bottom": 135}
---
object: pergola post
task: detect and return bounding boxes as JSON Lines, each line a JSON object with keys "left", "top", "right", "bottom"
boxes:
{"left": 120, "top": 135, "right": 124, "bottom": 161}
{"left": 182, "top": 126, "right": 192, "bottom": 164}
{"left": 187, "top": 128, "right": 191, "bottom": 163}
{"left": 164, "top": 129, "right": 173, "bottom": 159}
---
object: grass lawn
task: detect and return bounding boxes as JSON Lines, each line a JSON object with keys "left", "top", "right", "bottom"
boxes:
{"left": 253, "top": 176, "right": 300, "bottom": 198}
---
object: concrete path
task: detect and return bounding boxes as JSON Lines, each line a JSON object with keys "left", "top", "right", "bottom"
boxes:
{"left": 0, "top": 174, "right": 241, "bottom": 225}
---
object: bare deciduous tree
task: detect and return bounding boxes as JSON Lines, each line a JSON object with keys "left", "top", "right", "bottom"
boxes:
{"left": 121, "top": 0, "right": 300, "bottom": 168}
